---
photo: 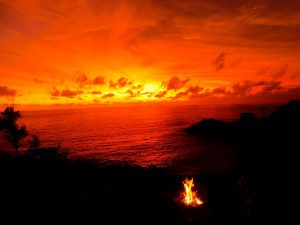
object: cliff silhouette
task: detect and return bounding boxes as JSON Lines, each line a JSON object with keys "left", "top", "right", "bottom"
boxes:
{"left": 186, "top": 99, "right": 300, "bottom": 223}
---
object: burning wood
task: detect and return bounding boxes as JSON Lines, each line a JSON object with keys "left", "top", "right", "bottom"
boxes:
{"left": 182, "top": 178, "right": 203, "bottom": 207}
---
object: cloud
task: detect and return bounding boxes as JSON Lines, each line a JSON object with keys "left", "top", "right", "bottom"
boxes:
{"left": 173, "top": 91, "right": 188, "bottom": 99}
{"left": 230, "top": 80, "right": 282, "bottom": 97}
{"left": 171, "top": 80, "right": 287, "bottom": 102}
{"left": 90, "top": 91, "right": 102, "bottom": 95}
{"left": 213, "top": 53, "right": 226, "bottom": 72}
{"left": 238, "top": 0, "right": 268, "bottom": 22}
{"left": 210, "top": 80, "right": 285, "bottom": 101}
{"left": 109, "top": 77, "right": 132, "bottom": 89}
{"left": 256, "top": 64, "right": 289, "bottom": 79}
{"left": 33, "top": 78, "right": 44, "bottom": 84}
{"left": 163, "top": 76, "right": 189, "bottom": 91}
{"left": 140, "top": 91, "right": 154, "bottom": 98}
{"left": 1, "top": 0, "right": 300, "bottom": 105}
{"left": 125, "top": 84, "right": 144, "bottom": 97}
{"left": 74, "top": 73, "right": 105, "bottom": 87}
{"left": 187, "top": 86, "right": 205, "bottom": 98}
{"left": 211, "top": 87, "right": 227, "bottom": 95}
{"left": 92, "top": 76, "right": 105, "bottom": 85}
{"left": 173, "top": 85, "right": 204, "bottom": 99}
{"left": 50, "top": 87, "right": 83, "bottom": 98}
{"left": 50, "top": 87, "right": 60, "bottom": 97}
{"left": 229, "top": 82, "right": 300, "bottom": 104}
{"left": 0, "top": 86, "right": 17, "bottom": 97}
{"left": 61, "top": 89, "right": 83, "bottom": 98}
{"left": 118, "top": 77, "right": 128, "bottom": 87}
{"left": 74, "top": 72, "right": 89, "bottom": 88}
{"left": 272, "top": 64, "right": 288, "bottom": 79}
{"left": 101, "top": 93, "right": 115, "bottom": 99}
{"left": 231, "top": 80, "right": 264, "bottom": 96}
{"left": 131, "top": 84, "right": 144, "bottom": 90}
{"left": 259, "top": 81, "right": 282, "bottom": 94}
{"left": 109, "top": 80, "right": 117, "bottom": 88}
{"left": 230, "top": 59, "right": 242, "bottom": 68}
{"left": 155, "top": 90, "right": 167, "bottom": 98}
{"left": 126, "top": 89, "right": 136, "bottom": 97}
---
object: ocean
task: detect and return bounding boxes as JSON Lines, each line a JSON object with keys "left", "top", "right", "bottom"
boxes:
{"left": 21, "top": 104, "right": 275, "bottom": 173}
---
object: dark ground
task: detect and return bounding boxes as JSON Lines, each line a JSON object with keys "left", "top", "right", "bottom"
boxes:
{"left": 1, "top": 100, "right": 299, "bottom": 224}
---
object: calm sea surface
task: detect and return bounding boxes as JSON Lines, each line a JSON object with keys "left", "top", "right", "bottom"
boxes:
{"left": 21, "top": 104, "right": 274, "bottom": 172}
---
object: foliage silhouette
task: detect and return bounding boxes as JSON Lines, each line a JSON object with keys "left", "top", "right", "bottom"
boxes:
{"left": 0, "top": 107, "right": 28, "bottom": 154}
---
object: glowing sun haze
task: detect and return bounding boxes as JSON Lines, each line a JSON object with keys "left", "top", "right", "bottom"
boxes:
{"left": 1, "top": 0, "right": 300, "bottom": 106}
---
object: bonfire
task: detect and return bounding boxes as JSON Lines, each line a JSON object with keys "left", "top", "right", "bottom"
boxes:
{"left": 182, "top": 178, "right": 203, "bottom": 207}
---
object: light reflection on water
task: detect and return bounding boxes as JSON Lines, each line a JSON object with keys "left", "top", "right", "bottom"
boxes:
{"left": 21, "top": 104, "right": 274, "bottom": 172}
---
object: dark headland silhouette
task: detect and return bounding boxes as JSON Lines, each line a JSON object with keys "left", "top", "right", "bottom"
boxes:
{"left": 186, "top": 99, "right": 300, "bottom": 223}
{"left": 1, "top": 100, "right": 299, "bottom": 224}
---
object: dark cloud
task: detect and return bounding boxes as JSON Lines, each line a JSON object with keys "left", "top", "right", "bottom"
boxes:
{"left": 173, "top": 85, "right": 204, "bottom": 99}
{"left": 230, "top": 80, "right": 283, "bottom": 97}
{"left": 131, "top": 84, "right": 144, "bottom": 90}
{"left": 92, "top": 76, "right": 105, "bottom": 85}
{"left": 212, "top": 80, "right": 286, "bottom": 101}
{"left": 211, "top": 87, "right": 227, "bottom": 95}
{"left": 163, "top": 76, "right": 189, "bottom": 91}
{"left": 259, "top": 81, "right": 282, "bottom": 94}
{"left": 74, "top": 72, "right": 89, "bottom": 88}
{"left": 109, "top": 80, "right": 117, "bottom": 88}
{"left": 140, "top": 91, "right": 154, "bottom": 97}
{"left": 231, "top": 84, "right": 300, "bottom": 104}
{"left": 109, "top": 77, "right": 132, "bottom": 89}
{"left": 101, "top": 93, "right": 115, "bottom": 98}
{"left": 74, "top": 73, "right": 105, "bottom": 87}
{"left": 231, "top": 80, "right": 265, "bottom": 96}
{"left": 171, "top": 80, "right": 288, "bottom": 102}
{"left": 61, "top": 89, "right": 83, "bottom": 98}
{"left": 51, "top": 87, "right": 83, "bottom": 98}
{"left": 126, "top": 89, "right": 136, "bottom": 97}
{"left": 90, "top": 91, "right": 102, "bottom": 95}
{"left": 155, "top": 90, "right": 167, "bottom": 98}
{"left": 126, "top": 85, "right": 143, "bottom": 97}
{"left": 187, "top": 86, "right": 204, "bottom": 98}
{"left": 0, "top": 86, "right": 17, "bottom": 97}
{"left": 173, "top": 91, "right": 188, "bottom": 99}
{"left": 213, "top": 53, "right": 226, "bottom": 72}
{"left": 118, "top": 77, "right": 128, "bottom": 87}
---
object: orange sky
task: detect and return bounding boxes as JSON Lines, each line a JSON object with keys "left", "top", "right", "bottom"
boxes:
{"left": 1, "top": 0, "right": 300, "bottom": 106}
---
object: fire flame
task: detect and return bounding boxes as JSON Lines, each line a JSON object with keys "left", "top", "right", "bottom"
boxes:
{"left": 182, "top": 178, "right": 203, "bottom": 206}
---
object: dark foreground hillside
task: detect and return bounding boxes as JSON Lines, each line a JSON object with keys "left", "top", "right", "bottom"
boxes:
{"left": 186, "top": 99, "right": 300, "bottom": 223}
{"left": 1, "top": 100, "right": 299, "bottom": 224}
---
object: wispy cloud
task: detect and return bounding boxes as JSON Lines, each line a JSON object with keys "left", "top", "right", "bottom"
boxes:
{"left": 0, "top": 85, "right": 17, "bottom": 97}
{"left": 101, "top": 93, "right": 115, "bottom": 99}
{"left": 213, "top": 53, "right": 226, "bottom": 72}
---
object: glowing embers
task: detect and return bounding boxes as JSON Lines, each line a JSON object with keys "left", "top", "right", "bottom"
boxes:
{"left": 181, "top": 178, "right": 203, "bottom": 207}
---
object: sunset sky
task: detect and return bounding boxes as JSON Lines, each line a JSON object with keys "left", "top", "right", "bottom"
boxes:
{"left": 1, "top": 0, "right": 300, "bottom": 106}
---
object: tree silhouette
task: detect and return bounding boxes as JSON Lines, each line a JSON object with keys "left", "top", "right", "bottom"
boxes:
{"left": 0, "top": 107, "right": 28, "bottom": 155}
{"left": 28, "top": 134, "right": 40, "bottom": 151}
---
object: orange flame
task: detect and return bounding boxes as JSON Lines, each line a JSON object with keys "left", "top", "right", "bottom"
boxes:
{"left": 182, "top": 178, "right": 203, "bottom": 206}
